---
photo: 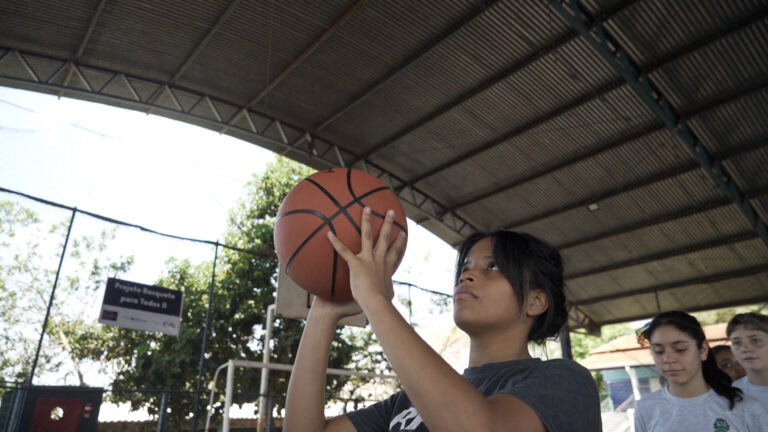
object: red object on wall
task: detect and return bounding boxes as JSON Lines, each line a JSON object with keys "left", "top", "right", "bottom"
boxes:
{"left": 30, "top": 397, "right": 83, "bottom": 432}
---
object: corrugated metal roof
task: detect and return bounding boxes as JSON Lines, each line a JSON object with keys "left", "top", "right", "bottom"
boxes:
{"left": 0, "top": 0, "right": 766, "bottom": 330}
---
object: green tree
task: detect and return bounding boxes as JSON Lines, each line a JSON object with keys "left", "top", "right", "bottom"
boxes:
{"left": 569, "top": 323, "right": 634, "bottom": 362}
{"left": 0, "top": 200, "right": 133, "bottom": 385}
{"left": 92, "top": 157, "right": 390, "bottom": 429}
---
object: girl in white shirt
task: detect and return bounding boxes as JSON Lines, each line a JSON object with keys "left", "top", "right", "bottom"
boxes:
{"left": 634, "top": 310, "right": 768, "bottom": 432}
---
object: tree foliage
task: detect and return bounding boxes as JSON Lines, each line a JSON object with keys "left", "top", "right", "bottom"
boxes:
{"left": 0, "top": 200, "right": 133, "bottom": 385}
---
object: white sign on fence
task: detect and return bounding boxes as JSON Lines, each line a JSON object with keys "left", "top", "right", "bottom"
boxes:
{"left": 98, "top": 277, "right": 184, "bottom": 336}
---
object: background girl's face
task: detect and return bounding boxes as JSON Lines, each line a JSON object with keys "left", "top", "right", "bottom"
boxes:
{"left": 729, "top": 326, "right": 768, "bottom": 373}
{"left": 650, "top": 325, "right": 708, "bottom": 388}
{"left": 713, "top": 348, "right": 746, "bottom": 381}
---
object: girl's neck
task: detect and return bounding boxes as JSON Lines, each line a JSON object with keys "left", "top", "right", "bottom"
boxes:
{"left": 667, "top": 376, "right": 710, "bottom": 398}
{"left": 747, "top": 368, "right": 768, "bottom": 386}
{"left": 467, "top": 329, "right": 531, "bottom": 367}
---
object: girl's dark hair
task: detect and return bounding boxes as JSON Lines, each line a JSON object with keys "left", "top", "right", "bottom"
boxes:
{"left": 454, "top": 230, "right": 567, "bottom": 344}
{"left": 638, "top": 311, "right": 743, "bottom": 409}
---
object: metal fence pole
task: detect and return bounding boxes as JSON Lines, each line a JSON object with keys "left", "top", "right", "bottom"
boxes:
{"left": 560, "top": 325, "right": 573, "bottom": 360}
{"left": 266, "top": 394, "right": 274, "bottom": 432}
{"left": 14, "top": 209, "right": 77, "bottom": 432}
{"left": 191, "top": 241, "right": 219, "bottom": 432}
{"left": 257, "top": 304, "right": 276, "bottom": 432}
{"left": 156, "top": 391, "right": 169, "bottom": 432}
{"left": 27, "top": 208, "right": 76, "bottom": 385}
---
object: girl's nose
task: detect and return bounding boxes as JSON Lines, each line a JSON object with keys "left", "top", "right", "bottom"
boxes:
{"left": 458, "top": 272, "right": 475, "bottom": 284}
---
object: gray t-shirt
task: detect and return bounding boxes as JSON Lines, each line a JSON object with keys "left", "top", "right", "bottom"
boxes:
{"left": 346, "top": 358, "right": 601, "bottom": 431}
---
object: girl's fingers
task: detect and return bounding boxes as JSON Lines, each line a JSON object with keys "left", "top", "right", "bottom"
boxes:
{"left": 360, "top": 206, "right": 373, "bottom": 253}
{"left": 327, "top": 230, "right": 354, "bottom": 261}
{"left": 374, "top": 209, "right": 395, "bottom": 256}
{"left": 386, "top": 231, "right": 408, "bottom": 272}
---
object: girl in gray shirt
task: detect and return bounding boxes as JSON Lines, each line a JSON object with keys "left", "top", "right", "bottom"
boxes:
{"left": 284, "top": 208, "right": 601, "bottom": 431}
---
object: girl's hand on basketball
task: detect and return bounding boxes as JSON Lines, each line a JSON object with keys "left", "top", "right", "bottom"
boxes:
{"left": 309, "top": 296, "right": 362, "bottom": 321}
{"left": 327, "top": 206, "right": 407, "bottom": 305}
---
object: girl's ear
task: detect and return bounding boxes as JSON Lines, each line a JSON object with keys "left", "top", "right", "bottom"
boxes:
{"left": 525, "top": 290, "right": 549, "bottom": 318}
{"left": 700, "top": 341, "right": 710, "bottom": 362}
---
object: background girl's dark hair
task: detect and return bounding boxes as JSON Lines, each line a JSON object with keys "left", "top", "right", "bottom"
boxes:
{"left": 638, "top": 310, "right": 742, "bottom": 409}
{"left": 455, "top": 230, "right": 567, "bottom": 344}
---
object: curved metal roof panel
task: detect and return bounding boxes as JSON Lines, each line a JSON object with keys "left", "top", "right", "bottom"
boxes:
{"left": 1, "top": 0, "right": 766, "bottom": 330}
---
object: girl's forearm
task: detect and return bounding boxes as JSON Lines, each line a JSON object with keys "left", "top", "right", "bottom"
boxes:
{"left": 283, "top": 308, "right": 339, "bottom": 432}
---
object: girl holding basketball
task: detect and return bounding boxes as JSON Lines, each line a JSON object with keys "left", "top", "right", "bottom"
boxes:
{"left": 284, "top": 207, "right": 601, "bottom": 431}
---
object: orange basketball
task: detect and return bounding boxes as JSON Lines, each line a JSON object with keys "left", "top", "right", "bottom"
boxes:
{"left": 274, "top": 168, "right": 408, "bottom": 302}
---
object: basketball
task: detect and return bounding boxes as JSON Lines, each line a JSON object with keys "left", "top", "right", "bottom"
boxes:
{"left": 274, "top": 168, "right": 408, "bottom": 302}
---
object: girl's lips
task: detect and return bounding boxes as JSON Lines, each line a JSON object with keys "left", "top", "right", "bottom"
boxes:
{"left": 454, "top": 290, "right": 476, "bottom": 300}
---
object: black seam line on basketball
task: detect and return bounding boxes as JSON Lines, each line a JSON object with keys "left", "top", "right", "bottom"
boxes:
{"left": 280, "top": 209, "right": 336, "bottom": 276}
{"left": 346, "top": 171, "right": 392, "bottom": 224}
{"left": 341, "top": 170, "right": 409, "bottom": 233}
{"left": 300, "top": 182, "right": 408, "bottom": 234}
{"left": 306, "top": 177, "right": 361, "bottom": 235}
{"left": 280, "top": 210, "right": 339, "bottom": 299}
{"left": 323, "top": 186, "right": 409, "bottom": 233}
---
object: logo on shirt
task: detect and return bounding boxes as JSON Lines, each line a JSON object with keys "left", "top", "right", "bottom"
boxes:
{"left": 389, "top": 406, "right": 424, "bottom": 431}
{"left": 713, "top": 417, "right": 730, "bottom": 431}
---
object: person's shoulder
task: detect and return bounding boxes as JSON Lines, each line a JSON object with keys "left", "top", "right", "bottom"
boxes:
{"left": 534, "top": 358, "right": 597, "bottom": 389}
{"left": 732, "top": 376, "right": 748, "bottom": 390}
{"left": 540, "top": 358, "right": 593, "bottom": 377}
{"left": 734, "top": 392, "right": 768, "bottom": 419}
{"left": 635, "top": 389, "right": 665, "bottom": 409}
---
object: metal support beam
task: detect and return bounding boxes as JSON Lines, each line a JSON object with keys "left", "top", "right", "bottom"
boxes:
{"left": 502, "top": 93, "right": 768, "bottom": 230}
{"left": 444, "top": 125, "right": 663, "bottom": 213}
{"left": 400, "top": 80, "right": 623, "bottom": 190}
{"left": 566, "top": 303, "right": 601, "bottom": 335}
{"left": 556, "top": 174, "right": 768, "bottom": 253}
{"left": 220, "top": 0, "right": 365, "bottom": 134}
{"left": 565, "top": 231, "right": 757, "bottom": 281}
{"left": 357, "top": 29, "right": 577, "bottom": 165}
{"left": 171, "top": 0, "right": 242, "bottom": 85}
{"left": 0, "top": 47, "right": 477, "bottom": 240}
{"left": 382, "top": 0, "right": 762, "bottom": 205}
{"left": 59, "top": 0, "right": 107, "bottom": 95}
{"left": 574, "top": 264, "right": 768, "bottom": 307}
{"left": 594, "top": 295, "right": 768, "bottom": 327}
{"left": 552, "top": 0, "right": 768, "bottom": 248}
{"left": 313, "top": 0, "right": 503, "bottom": 133}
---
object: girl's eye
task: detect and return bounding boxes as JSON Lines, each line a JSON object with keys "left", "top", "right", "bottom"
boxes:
{"left": 488, "top": 263, "right": 499, "bottom": 271}
{"left": 653, "top": 349, "right": 664, "bottom": 355}
{"left": 674, "top": 348, "right": 687, "bottom": 353}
